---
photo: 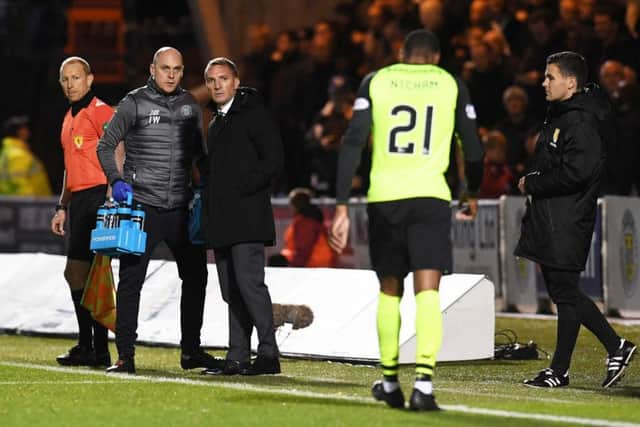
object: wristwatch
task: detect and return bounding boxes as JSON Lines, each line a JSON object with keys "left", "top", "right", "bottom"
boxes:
{"left": 55, "top": 204, "right": 67, "bottom": 213}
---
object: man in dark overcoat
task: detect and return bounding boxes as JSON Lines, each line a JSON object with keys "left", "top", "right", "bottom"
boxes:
{"left": 201, "top": 57, "right": 283, "bottom": 375}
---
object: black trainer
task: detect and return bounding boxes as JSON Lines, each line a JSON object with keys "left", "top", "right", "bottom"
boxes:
{"left": 371, "top": 380, "right": 405, "bottom": 409}
{"left": 602, "top": 338, "right": 636, "bottom": 388}
{"left": 523, "top": 368, "right": 569, "bottom": 388}
{"left": 106, "top": 358, "right": 136, "bottom": 374}
{"left": 180, "top": 349, "right": 225, "bottom": 370}
{"left": 56, "top": 345, "right": 94, "bottom": 366}
{"left": 409, "top": 388, "right": 440, "bottom": 411}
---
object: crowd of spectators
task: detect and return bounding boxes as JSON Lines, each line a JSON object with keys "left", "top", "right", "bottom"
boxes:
{"left": 2, "top": 0, "right": 640, "bottom": 199}
{"left": 236, "top": 0, "right": 640, "bottom": 198}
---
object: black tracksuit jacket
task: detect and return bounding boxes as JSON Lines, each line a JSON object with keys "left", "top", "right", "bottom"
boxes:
{"left": 515, "top": 88, "right": 611, "bottom": 271}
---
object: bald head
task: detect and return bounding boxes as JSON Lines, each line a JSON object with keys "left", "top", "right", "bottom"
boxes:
{"left": 150, "top": 47, "right": 184, "bottom": 94}
{"left": 152, "top": 46, "right": 182, "bottom": 65}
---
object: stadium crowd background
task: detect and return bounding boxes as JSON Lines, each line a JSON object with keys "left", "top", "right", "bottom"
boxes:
{"left": 2, "top": 0, "right": 640, "bottom": 200}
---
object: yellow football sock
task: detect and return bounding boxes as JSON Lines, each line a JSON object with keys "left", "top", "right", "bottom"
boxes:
{"left": 377, "top": 292, "right": 401, "bottom": 377}
{"left": 415, "top": 289, "right": 442, "bottom": 377}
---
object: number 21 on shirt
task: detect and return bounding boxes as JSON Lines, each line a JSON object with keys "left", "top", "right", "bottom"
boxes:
{"left": 388, "top": 104, "right": 434, "bottom": 156}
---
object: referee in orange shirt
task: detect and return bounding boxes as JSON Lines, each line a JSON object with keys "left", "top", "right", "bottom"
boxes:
{"left": 51, "top": 57, "right": 121, "bottom": 367}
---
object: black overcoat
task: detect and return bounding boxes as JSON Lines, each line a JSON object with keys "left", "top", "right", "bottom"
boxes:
{"left": 514, "top": 89, "right": 611, "bottom": 271}
{"left": 202, "top": 88, "right": 283, "bottom": 248}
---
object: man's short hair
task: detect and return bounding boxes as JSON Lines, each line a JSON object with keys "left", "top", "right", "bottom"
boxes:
{"left": 288, "top": 187, "right": 313, "bottom": 211}
{"left": 204, "top": 57, "right": 239, "bottom": 78}
{"left": 59, "top": 56, "right": 91, "bottom": 79}
{"left": 528, "top": 9, "right": 555, "bottom": 27}
{"left": 483, "top": 130, "right": 507, "bottom": 150}
{"left": 593, "top": 3, "right": 624, "bottom": 22}
{"left": 3, "top": 116, "right": 29, "bottom": 137}
{"left": 547, "top": 51, "right": 588, "bottom": 90}
{"left": 502, "top": 85, "right": 529, "bottom": 105}
{"left": 402, "top": 29, "right": 440, "bottom": 58}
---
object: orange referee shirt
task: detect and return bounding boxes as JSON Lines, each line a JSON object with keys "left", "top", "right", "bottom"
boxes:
{"left": 60, "top": 97, "right": 114, "bottom": 192}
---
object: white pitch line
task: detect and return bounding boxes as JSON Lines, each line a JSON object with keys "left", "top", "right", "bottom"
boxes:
{"left": 280, "top": 376, "right": 587, "bottom": 405}
{"left": 0, "top": 380, "right": 129, "bottom": 385}
{"left": 278, "top": 374, "right": 355, "bottom": 384}
{"left": 0, "top": 363, "right": 577, "bottom": 405}
{"left": 1, "top": 362, "right": 638, "bottom": 427}
{"left": 445, "top": 405, "right": 640, "bottom": 427}
{"left": 437, "top": 387, "right": 586, "bottom": 405}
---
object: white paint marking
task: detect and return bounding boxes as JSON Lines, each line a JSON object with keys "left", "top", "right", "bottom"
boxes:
{"left": 2, "top": 362, "right": 639, "bottom": 427}
{"left": 445, "top": 405, "right": 640, "bottom": 427}
{"left": 437, "top": 387, "right": 585, "bottom": 405}
{"left": 278, "top": 374, "right": 355, "bottom": 384}
{"left": 0, "top": 380, "right": 129, "bottom": 385}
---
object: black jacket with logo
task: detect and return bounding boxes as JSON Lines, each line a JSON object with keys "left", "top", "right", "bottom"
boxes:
{"left": 97, "top": 77, "right": 204, "bottom": 208}
{"left": 514, "top": 88, "right": 611, "bottom": 271}
{"left": 202, "top": 88, "right": 283, "bottom": 248}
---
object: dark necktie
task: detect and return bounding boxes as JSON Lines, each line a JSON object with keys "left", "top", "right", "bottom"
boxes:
{"left": 211, "top": 111, "right": 225, "bottom": 135}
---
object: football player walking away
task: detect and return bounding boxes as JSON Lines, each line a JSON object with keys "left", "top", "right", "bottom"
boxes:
{"left": 330, "top": 29, "right": 483, "bottom": 410}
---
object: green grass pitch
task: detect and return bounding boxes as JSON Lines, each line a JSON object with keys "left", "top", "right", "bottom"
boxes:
{"left": 1, "top": 316, "right": 639, "bottom": 426}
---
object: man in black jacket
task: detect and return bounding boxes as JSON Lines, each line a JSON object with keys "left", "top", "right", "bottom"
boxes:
{"left": 515, "top": 51, "right": 635, "bottom": 389}
{"left": 200, "top": 57, "right": 283, "bottom": 376}
{"left": 97, "top": 47, "right": 219, "bottom": 374}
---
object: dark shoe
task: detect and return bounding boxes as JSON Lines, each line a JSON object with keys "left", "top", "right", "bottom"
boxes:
{"left": 523, "top": 368, "right": 569, "bottom": 388}
{"left": 371, "top": 380, "right": 405, "bottom": 409}
{"left": 93, "top": 351, "right": 112, "bottom": 368}
{"left": 56, "top": 345, "right": 94, "bottom": 366}
{"left": 241, "top": 356, "right": 281, "bottom": 375}
{"left": 201, "top": 359, "right": 251, "bottom": 376}
{"left": 106, "top": 358, "right": 135, "bottom": 374}
{"left": 409, "top": 388, "right": 440, "bottom": 411}
{"left": 603, "top": 339, "right": 636, "bottom": 388}
{"left": 181, "top": 349, "right": 225, "bottom": 370}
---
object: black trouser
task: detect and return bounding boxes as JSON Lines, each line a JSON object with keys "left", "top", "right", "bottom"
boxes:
{"left": 115, "top": 205, "right": 208, "bottom": 359}
{"left": 214, "top": 242, "right": 278, "bottom": 362}
{"left": 541, "top": 265, "right": 619, "bottom": 374}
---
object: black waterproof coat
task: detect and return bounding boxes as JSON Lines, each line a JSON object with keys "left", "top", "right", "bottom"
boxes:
{"left": 514, "top": 89, "right": 610, "bottom": 271}
{"left": 202, "top": 88, "right": 283, "bottom": 248}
